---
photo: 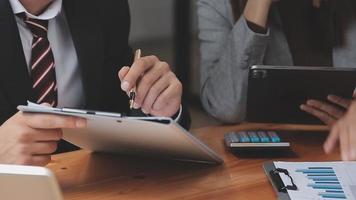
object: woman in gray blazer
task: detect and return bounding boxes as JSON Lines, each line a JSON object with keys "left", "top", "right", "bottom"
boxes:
{"left": 197, "top": 0, "right": 356, "bottom": 124}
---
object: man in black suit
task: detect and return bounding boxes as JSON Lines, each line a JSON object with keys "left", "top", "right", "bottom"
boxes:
{"left": 0, "top": 0, "right": 190, "bottom": 166}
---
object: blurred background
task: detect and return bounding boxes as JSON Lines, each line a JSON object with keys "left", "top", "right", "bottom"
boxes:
{"left": 129, "top": 0, "right": 220, "bottom": 128}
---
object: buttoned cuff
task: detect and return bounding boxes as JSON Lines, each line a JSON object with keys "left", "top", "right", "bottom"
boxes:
{"left": 173, "top": 105, "right": 183, "bottom": 123}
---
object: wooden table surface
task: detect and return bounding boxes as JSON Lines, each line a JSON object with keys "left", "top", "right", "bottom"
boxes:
{"left": 48, "top": 123, "right": 339, "bottom": 200}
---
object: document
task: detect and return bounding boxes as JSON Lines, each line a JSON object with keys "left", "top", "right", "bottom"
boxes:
{"left": 274, "top": 162, "right": 356, "bottom": 200}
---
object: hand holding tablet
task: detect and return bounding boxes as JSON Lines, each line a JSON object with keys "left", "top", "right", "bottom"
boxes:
{"left": 18, "top": 102, "right": 223, "bottom": 164}
{"left": 246, "top": 65, "right": 356, "bottom": 125}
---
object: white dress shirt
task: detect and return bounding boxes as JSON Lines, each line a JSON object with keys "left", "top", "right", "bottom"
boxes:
{"left": 9, "top": 0, "right": 85, "bottom": 108}
{"left": 9, "top": 0, "right": 182, "bottom": 121}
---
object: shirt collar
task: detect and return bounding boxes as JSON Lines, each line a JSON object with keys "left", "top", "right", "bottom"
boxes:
{"left": 9, "top": 0, "right": 62, "bottom": 20}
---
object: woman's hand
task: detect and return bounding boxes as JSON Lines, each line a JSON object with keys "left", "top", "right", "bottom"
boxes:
{"left": 300, "top": 95, "right": 351, "bottom": 126}
{"left": 324, "top": 101, "right": 356, "bottom": 161}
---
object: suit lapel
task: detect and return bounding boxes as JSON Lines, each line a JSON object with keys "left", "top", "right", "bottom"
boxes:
{"left": 63, "top": 0, "right": 105, "bottom": 109}
{"left": 0, "top": 0, "right": 34, "bottom": 108}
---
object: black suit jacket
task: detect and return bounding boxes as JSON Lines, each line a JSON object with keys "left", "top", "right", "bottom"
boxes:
{"left": 0, "top": 0, "right": 190, "bottom": 152}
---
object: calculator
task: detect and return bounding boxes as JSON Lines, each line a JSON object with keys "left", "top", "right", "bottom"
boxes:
{"left": 224, "top": 131, "right": 290, "bottom": 149}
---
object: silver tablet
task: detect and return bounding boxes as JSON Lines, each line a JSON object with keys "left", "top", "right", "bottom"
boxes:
{"left": 0, "top": 164, "right": 62, "bottom": 200}
{"left": 18, "top": 102, "right": 223, "bottom": 164}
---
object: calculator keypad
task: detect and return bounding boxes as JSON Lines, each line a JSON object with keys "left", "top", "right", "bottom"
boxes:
{"left": 224, "top": 131, "right": 290, "bottom": 149}
{"left": 225, "top": 131, "right": 281, "bottom": 143}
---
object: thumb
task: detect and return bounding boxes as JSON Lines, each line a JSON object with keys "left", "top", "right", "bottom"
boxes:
{"left": 40, "top": 103, "right": 52, "bottom": 107}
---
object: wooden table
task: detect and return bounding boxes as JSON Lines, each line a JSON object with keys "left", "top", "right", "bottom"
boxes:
{"left": 48, "top": 123, "right": 338, "bottom": 200}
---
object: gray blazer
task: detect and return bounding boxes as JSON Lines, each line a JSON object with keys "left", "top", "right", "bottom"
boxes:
{"left": 197, "top": 0, "right": 356, "bottom": 123}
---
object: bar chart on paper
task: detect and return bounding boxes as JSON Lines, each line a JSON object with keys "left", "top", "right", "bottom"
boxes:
{"left": 296, "top": 167, "right": 345, "bottom": 199}
{"left": 274, "top": 162, "right": 356, "bottom": 200}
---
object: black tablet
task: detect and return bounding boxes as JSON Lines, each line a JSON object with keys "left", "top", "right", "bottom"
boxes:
{"left": 246, "top": 65, "right": 356, "bottom": 124}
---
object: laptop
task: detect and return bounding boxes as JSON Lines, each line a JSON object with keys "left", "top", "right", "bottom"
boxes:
{"left": 0, "top": 164, "right": 62, "bottom": 200}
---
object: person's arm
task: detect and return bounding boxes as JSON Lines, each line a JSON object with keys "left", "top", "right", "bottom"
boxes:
{"left": 0, "top": 110, "right": 86, "bottom": 166}
{"left": 244, "top": 0, "right": 272, "bottom": 28}
{"left": 197, "top": 0, "right": 272, "bottom": 123}
{"left": 100, "top": 0, "right": 190, "bottom": 129}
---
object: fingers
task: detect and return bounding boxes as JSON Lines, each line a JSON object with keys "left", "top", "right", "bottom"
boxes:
{"left": 340, "top": 124, "right": 350, "bottom": 161}
{"left": 121, "top": 56, "right": 159, "bottom": 92}
{"left": 22, "top": 113, "right": 87, "bottom": 129}
{"left": 307, "top": 99, "right": 345, "bottom": 119}
{"left": 30, "top": 142, "right": 58, "bottom": 155}
{"left": 151, "top": 82, "right": 182, "bottom": 117}
{"left": 140, "top": 73, "right": 171, "bottom": 114}
{"left": 135, "top": 62, "right": 170, "bottom": 107}
{"left": 17, "top": 128, "right": 63, "bottom": 143}
{"left": 324, "top": 101, "right": 356, "bottom": 160}
{"left": 324, "top": 120, "right": 353, "bottom": 161}
{"left": 31, "top": 155, "right": 51, "bottom": 166}
{"left": 118, "top": 66, "right": 130, "bottom": 82}
{"left": 327, "top": 95, "right": 351, "bottom": 109}
{"left": 300, "top": 104, "right": 336, "bottom": 125}
{"left": 32, "top": 129, "right": 63, "bottom": 142}
{"left": 153, "top": 80, "right": 182, "bottom": 111}
{"left": 349, "top": 125, "right": 356, "bottom": 160}
{"left": 19, "top": 155, "right": 51, "bottom": 166}
{"left": 324, "top": 125, "right": 340, "bottom": 154}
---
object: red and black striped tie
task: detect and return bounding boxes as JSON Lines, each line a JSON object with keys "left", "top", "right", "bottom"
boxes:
{"left": 19, "top": 14, "right": 58, "bottom": 107}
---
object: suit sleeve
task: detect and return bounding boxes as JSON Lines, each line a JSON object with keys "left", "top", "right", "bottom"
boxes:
{"left": 0, "top": 90, "right": 14, "bottom": 125}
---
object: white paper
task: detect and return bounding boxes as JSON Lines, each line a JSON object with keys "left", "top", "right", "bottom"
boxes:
{"left": 274, "top": 161, "right": 356, "bottom": 200}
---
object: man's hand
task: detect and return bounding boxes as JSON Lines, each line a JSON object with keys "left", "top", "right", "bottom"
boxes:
{"left": 118, "top": 55, "right": 182, "bottom": 117}
{"left": 300, "top": 95, "right": 352, "bottom": 126}
{"left": 324, "top": 101, "right": 356, "bottom": 161}
{"left": 0, "top": 111, "right": 86, "bottom": 166}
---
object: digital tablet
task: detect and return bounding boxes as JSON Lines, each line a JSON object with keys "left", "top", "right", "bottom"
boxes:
{"left": 18, "top": 102, "right": 223, "bottom": 164}
{"left": 246, "top": 65, "right": 356, "bottom": 124}
{"left": 0, "top": 164, "right": 62, "bottom": 200}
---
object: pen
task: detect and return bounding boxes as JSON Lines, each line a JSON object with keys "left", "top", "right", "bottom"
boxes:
{"left": 129, "top": 49, "right": 141, "bottom": 110}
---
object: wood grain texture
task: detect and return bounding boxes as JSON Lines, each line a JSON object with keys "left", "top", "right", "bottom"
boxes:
{"left": 48, "top": 123, "right": 337, "bottom": 200}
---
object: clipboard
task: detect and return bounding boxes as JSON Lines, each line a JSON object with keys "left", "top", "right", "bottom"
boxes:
{"left": 263, "top": 162, "right": 298, "bottom": 200}
{"left": 18, "top": 102, "right": 223, "bottom": 164}
{"left": 264, "top": 161, "right": 356, "bottom": 200}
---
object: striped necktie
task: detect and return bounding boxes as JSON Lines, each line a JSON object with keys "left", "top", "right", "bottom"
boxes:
{"left": 19, "top": 14, "right": 58, "bottom": 107}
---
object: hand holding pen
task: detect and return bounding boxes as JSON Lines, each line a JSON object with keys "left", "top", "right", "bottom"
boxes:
{"left": 118, "top": 50, "right": 182, "bottom": 117}
{"left": 129, "top": 49, "right": 142, "bottom": 109}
